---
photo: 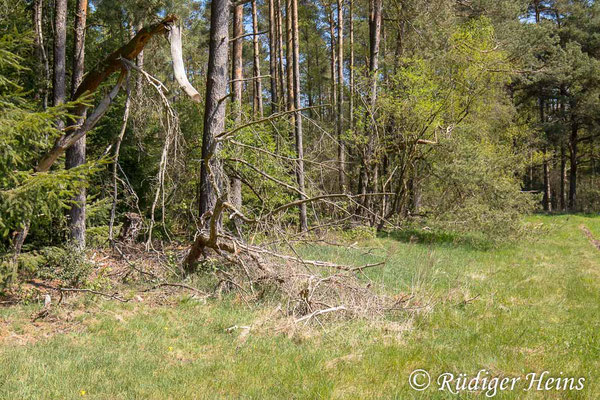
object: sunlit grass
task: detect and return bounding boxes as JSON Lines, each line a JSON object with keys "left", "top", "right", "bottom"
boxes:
{"left": 0, "top": 215, "right": 599, "bottom": 399}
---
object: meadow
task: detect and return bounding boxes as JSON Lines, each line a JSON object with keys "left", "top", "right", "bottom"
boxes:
{"left": 1, "top": 214, "right": 599, "bottom": 399}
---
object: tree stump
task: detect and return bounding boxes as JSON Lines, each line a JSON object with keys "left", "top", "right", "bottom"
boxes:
{"left": 118, "top": 212, "right": 143, "bottom": 243}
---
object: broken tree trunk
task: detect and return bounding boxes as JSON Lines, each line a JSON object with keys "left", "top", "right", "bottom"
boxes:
{"left": 72, "top": 16, "right": 177, "bottom": 104}
{"left": 168, "top": 23, "right": 202, "bottom": 102}
{"left": 35, "top": 15, "right": 177, "bottom": 173}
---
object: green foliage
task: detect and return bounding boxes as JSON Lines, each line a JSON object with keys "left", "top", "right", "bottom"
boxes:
{"left": 28, "top": 245, "right": 93, "bottom": 286}
{"left": 0, "top": 12, "right": 104, "bottom": 253}
{"left": 0, "top": 244, "right": 93, "bottom": 288}
{"left": 1, "top": 216, "right": 599, "bottom": 398}
{"left": 425, "top": 134, "right": 537, "bottom": 241}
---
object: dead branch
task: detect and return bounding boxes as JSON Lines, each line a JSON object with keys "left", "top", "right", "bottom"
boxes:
{"left": 58, "top": 287, "right": 129, "bottom": 302}
{"left": 295, "top": 305, "right": 347, "bottom": 324}
{"left": 167, "top": 23, "right": 202, "bottom": 102}
{"left": 142, "top": 283, "right": 209, "bottom": 297}
{"left": 216, "top": 105, "right": 327, "bottom": 142}
{"left": 36, "top": 72, "right": 126, "bottom": 172}
{"left": 580, "top": 225, "right": 600, "bottom": 250}
{"left": 72, "top": 15, "right": 176, "bottom": 102}
{"left": 230, "top": 30, "right": 267, "bottom": 42}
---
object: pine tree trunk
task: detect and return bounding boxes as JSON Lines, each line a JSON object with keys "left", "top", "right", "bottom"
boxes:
{"left": 336, "top": 0, "right": 346, "bottom": 191}
{"left": 542, "top": 148, "right": 552, "bottom": 212}
{"left": 230, "top": 1, "right": 244, "bottom": 232}
{"left": 275, "top": 0, "right": 286, "bottom": 107}
{"left": 568, "top": 121, "right": 578, "bottom": 211}
{"left": 33, "top": 0, "right": 49, "bottom": 109}
{"left": 53, "top": 0, "right": 67, "bottom": 128}
{"left": 292, "top": 0, "right": 308, "bottom": 231}
{"left": 268, "top": 0, "right": 279, "bottom": 113}
{"left": 252, "top": 0, "right": 264, "bottom": 117}
{"left": 539, "top": 100, "right": 551, "bottom": 212}
{"left": 327, "top": 2, "right": 337, "bottom": 119}
{"left": 66, "top": 0, "right": 88, "bottom": 248}
{"left": 349, "top": 0, "right": 354, "bottom": 191}
{"left": 197, "top": 0, "right": 229, "bottom": 220}
{"left": 361, "top": 0, "right": 382, "bottom": 207}
{"left": 303, "top": 24, "right": 314, "bottom": 118}
{"left": 560, "top": 143, "right": 566, "bottom": 211}
{"left": 285, "top": 0, "right": 294, "bottom": 113}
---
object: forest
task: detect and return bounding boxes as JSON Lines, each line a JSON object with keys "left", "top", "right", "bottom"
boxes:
{"left": 1, "top": 0, "right": 600, "bottom": 398}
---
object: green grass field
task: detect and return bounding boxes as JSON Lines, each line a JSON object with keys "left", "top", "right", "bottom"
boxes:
{"left": 1, "top": 215, "right": 599, "bottom": 399}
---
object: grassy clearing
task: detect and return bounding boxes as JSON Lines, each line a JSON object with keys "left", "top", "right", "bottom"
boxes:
{"left": 1, "top": 215, "right": 599, "bottom": 399}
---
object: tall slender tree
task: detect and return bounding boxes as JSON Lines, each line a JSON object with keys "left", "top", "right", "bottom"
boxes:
{"left": 32, "top": 0, "right": 49, "bottom": 109}
{"left": 327, "top": 1, "right": 337, "bottom": 118}
{"left": 197, "top": 0, "right": 229, "bottom": 220}
{"left": 360, "top": 0, "right": 382, "bottom": 204}
{"left": 251, "top": 0, "right": 264, "bottom": 117}
{"left": 336, "top": 0, "right": 345, "bottom": 191}
{"left": 292, "top": 0, "right": 308, "bottom": 231}
{"left": 276, "top": 0, "right": 286, "bottom": 107}
{"left": 268, "top": 0, "right": 279, "bottom": 113}
{"left": 53, "top": 0, "right": 67, "bottom": 130}
{"left": 230, "top": 0, "right": 244, "bottom": 230}
{"left": 285, "top": 0, "right": 294, "bottom": 113}
{"left": 66, "top": 0, "right": 88, "bottom": 248}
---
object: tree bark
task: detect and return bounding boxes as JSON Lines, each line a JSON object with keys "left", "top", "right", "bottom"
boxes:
{"left": 542, "top": 148, "right": 552, "bottom": 212}
{"left": 276, "top": 0, "right": 286, "bottom": 107}
{"left": 360, "top": 0, "right": 382, "bottom": 206}
{"left": 196, "top": 0, "right": 229, "bottom": 221}
{"left": 568, "top": 120, "right": 578, "bottom": 211}
{"left": 268, "top": 0, "right": 279, "bottom": 113}
{"left": 66, "top": 0, "right": 88, "bottom": 248}
{"left": 252, "top": 0, "right": 264, "bottom": 117}
{"left": 336, "top": 0, "right": 346, "bottom": 191}
{"left": 349, "top": 0, "right": 354, "bottom": 190}
{"left": 285, "top": 0, "right": 294, "bottom": 113}
{"left": 327, "top": 2, "right": 337, "bottom": 118}
{"left": 230, "top": 0, "right": 244, "bottom": 232}
{"left": 292, "top": 0, "right": 308, "bottom": 231}
{"left": 33, "top": 0, "right": 49, "bottom": 109}
{"left": 540, "top": 99, "right": 551, "bottom": 212}
{"left": 560, "top": 143, "right": 566, "bottom": 211}
{"left": 53, "top": 0, "right": 67, "bottom": 130}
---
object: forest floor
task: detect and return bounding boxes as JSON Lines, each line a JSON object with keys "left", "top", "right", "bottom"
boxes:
{"left": 0, "top": 215, "right": 599, "bottom": 399}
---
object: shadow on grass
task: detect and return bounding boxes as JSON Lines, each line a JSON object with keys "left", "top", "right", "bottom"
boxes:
{"left": 378, "top": 228, "right": 493, "bottom": 251}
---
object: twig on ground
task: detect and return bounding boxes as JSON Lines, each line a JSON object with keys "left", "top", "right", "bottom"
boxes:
{"left": 58, "top": 288, "right": 129, "bottom": 302}
{"left": 295, "top": 305, "right": 347, "bottom": 324}
{"left": 141, "top": 282, "right": 209, "bottom": 297}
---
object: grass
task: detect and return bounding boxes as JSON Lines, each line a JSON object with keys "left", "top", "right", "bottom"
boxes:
{"left": 1, "top": 215, "right": 599, "bottom": 399}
